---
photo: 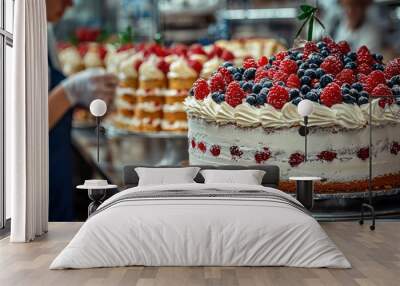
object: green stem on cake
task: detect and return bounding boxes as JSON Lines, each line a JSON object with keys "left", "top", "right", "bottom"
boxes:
{"left": 296, "top": 4, "right": 325, "bottom": 41}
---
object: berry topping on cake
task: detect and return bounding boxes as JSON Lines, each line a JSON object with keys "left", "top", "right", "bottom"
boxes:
{"left": 286, "top": 74, "right": 301, "bottom": 88}
{"left": 243, "top": 57, "right": 258, "bottom": 69}
{"left": 230, "top": 146, "right": 243, "bottom": 160}
{"left": 317, "top": 151, "right": 337, "bottom": 162}
{"left": 289, "top": 153, "right": 305, "bottom": 167}
{"left": 356, "top": 45, "right": 373, "bottom": 65}
{"left": 371, "top": 84, "right": 393, "bottom": 98}
{"left": 357, "top": 63, "right": 372, "bottom": 75}
{"left": 337, "top": 40, "right": 351, "bottom": 54}
{"left": 321, "top": 56, "right": 343, "bottom": 75}
{"left": 267, "top": 85, "right": 289, "bottom": 109}
{"left": 258, "top": 56, "right": 268, "bottom": 66}
{"left": 209, "top": 73, "right": 226, "bottom": 93}
{"left": 363, "top": 70, "right": 386, "bottom": 92}
{"left": 218, "top": 67, "right": 233, "bottom": 84}
{"left": 188, "top": 59, "right": 203, "bottom": 74}
{"left": 255, "top": 148, "right": 271, "bottom": 164}
{"left": 357, "top": 147, "right": 369, "bottom": 160}
{"left": 198, "top": 142, "right": 207, "bottom": 153}
{"left": 210, "top": 145, "right": 221, "bottom": 157}
{"left": 191, "top": 138, "right": 196, "bottom": 149}
{"left": 225, "top": 81, "right": 246, "bottom": 107}
{"left": 303, "top": 42, "right": 318, "bottom": 59}
{"left": 157, "top": 59, "right": 170, "bottom": 74}
{"left": 320, "top": 82, "right": 342, "bottom": 107}
{"left": 221, "top": 50, "right": 235, "bottom": 61}
{"left": 384, "top": 58, "right": 400, "bottom": 79}
{"left": 390, "top": 142, "right": 400, "bottom": 155}
{"left": 193, "top": 78, "right": 209, "bottom": 100}
{"left": 335, "top": 69, "right": 355, "bottom": 86}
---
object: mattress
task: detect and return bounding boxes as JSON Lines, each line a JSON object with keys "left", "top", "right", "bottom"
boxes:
{"left": 50, "top": 183, "right": 350, "bottom": 269}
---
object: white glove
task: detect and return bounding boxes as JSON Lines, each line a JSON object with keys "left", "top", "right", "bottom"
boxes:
{"left": 62, "top": 68, "right": 118, "bottom": 107}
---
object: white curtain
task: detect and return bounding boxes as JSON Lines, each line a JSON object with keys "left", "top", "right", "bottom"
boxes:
{"left": 6, "top": 0, "right": 48, "bottom": 242}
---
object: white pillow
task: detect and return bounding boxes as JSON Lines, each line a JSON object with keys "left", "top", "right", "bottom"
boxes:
{"left": 200, "top": 169, "right": 266, "bottom": 185}
{"left": 135, "top": 167, "right": 200, "bottom": 186}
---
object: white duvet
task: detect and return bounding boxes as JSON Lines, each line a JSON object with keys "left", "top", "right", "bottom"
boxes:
{"left": 50, "top": 183, "right": 350, "bottom": 269}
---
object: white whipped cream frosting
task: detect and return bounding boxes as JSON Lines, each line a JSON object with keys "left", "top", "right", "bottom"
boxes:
{"left": 168, "top": 57, "right": 198, "bottom": 79}
{"left": 200, "top": 57, "right": 223, "bottom": 78}
{"left": 139, "top": 55, "right": 165, "bottom": 81}
{"left": 184, "top": 97, "right": 400, "bottom": 129}
{"left": 119, "top": 52, "right": 143, "bottom": 79}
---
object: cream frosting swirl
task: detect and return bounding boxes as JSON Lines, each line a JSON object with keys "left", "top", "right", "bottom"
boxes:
{"left": 168, "top": 57, "right": 198, "bottom": 79}
{"left": 119, "top": 52, "right": 143, "bottom": 79}
{"left": 139, "top": 55, "right": 165, "bottom": 81}
{"left": 200, "top": 57, "right": 223, "bottom": 78}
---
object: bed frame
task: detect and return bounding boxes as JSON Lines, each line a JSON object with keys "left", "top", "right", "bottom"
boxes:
{"left": 123, "top": 165, "right": 280, "bottom": 189}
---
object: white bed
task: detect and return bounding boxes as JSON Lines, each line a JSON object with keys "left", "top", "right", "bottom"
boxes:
{"left": 50, "top": 183, "right": 350, "bottom": 269}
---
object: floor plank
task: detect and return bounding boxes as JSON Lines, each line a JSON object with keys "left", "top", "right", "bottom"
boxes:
{"left": 0, "top": 222, "right": 399, "bottom": 286}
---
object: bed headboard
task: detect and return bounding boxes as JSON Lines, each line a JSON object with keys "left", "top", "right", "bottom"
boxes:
{"left": 123, "top": 165, "right": 280, "bottom": 189}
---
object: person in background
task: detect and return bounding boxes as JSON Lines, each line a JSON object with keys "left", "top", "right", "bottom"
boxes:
{"left": 322, "top": 0, "right": 383, "bottom": 53}
{"left": 46, "top": 0, "right": 118, "bottom": 221}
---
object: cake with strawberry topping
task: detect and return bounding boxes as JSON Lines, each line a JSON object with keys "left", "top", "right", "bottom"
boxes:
{"left": 185, "top": 38, "right": 400, "bottom": 193}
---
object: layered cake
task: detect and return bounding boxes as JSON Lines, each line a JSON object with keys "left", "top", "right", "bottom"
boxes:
{"left": 185, "top": 38, "right": 400, "bottom": 193}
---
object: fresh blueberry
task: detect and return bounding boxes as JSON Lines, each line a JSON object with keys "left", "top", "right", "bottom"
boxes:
{"left": 351, "top": 83, "right": 363, "bottom": 92}
{"left": 297, "top": 69, "right": 305, "bottom": 77}
{"left": 357, "top": 96, "right": 369, "bottom": 105}
{"left": 343, "top": 95, "right": 356, "bottom": 104}
{"left": 372, "top": 63, "right": 384, "bottom": 71}
{"left": 260, "top": 87, "right": 269, "bottom": 96}
{"left": 233, "top": 72, "right": 242, "bottom": 81}
{"left": 373, "top": 53, "right": 383, "bottom": 62}
{"left": 392, "top": 86, "right": 400, "bottom": 96}
{"left": 310, "top": 54, "right": 323, "bottom": 65}
{"left": 268, "top": 56, "right": 276, "bottom": 64}
{"left": 320, "top": 74, "right": 333, "bottom": 88}
{"left": 239, "top": 80, "right": 245, "bottom": 88}
{"left": 349, "top": 88, "right": 359, "bottom": 98}
{"left": 243, "top": 68, "right": 256, "bottom": 80}
{"left": 296, "top": 53, "right": 303, "bottom": 60}
{"left": 289, "top": 89, "right": 300, "bottom": 100}
{"left": 301, "top": 76, "right": 311, "bottom": 85}
{"left": 316, "top": 68, "right": 325, "bottom": 78}
{"left": 387, "top": 80, "right": 394, "bottom": 88}
{"left": 237, "top": 67, "right": 245, "bottom": 74}
{"left": 305, "top": 91, "right": 319, "bottom": 102}
{"left": 345, "top": 62, "right": 357, "bottom": 69}
{"left": 265, "top": 63, "right": 272, "bottom": 69}
{"left": 360, "top": 91, "right": 369, "bottom": 98}
{"left": 227, "top": 66, "right": 237, "bottom": 74}
{"left": 211, "top": 92, "right": 219, "bottom": 101}
{"left": 390, "top": 75, "right": 400, "bottom": 85}
{"left": 189, "top": 88, "right": 194, "bottom": 96}
{"left": 299, "top": 63, "right": 309, "bottom": 70}
{"left": 296, "top": 60, "right": 303, "bottom": 66}
{"left": 292, "top": 97, "right": 302, "bottom": 106}
{"left": 341, "top": 87, "right": 350, "bottom": 95}
{"left": 252, "top": 83, "right": 262, "bottom": 94}
{"left": 222, "top": 62, "right": 233, "bottom": 68}
{"left": 301, "top": 85, "right": 311, "bottom": 94}
{"left": 276, "top": 81, "right": 285, "bottom": 86}
{"left": 347, "top": 52, "right": 357, "bottom": 61}
{"left": 246, "top": 94, "right": 257, "bottom": 105}
{"left": 317, "top": 41, "right": 326, "bottom": 49}
{"left": 256, "top": 93, "right": 267, "bottom": 105}
{"left": 309, "top": 63, "right": 318, "bottom": 69}
{"left": 262, "top": 81, "right": 273, "bottom": 88}
{"left": 344, "top": 57, "right": 352, "bottom": 64}
{"left": 242, "top": 82, "right": 253, "bottom": 92}
{"left": 320, "top": 49, "right": 329, "bottom": 58}
{"left": 289, "top": 55, "right": 296, "bottom": 61}
{"left": 305, "top": 69, "right": 317, "bottom": 78}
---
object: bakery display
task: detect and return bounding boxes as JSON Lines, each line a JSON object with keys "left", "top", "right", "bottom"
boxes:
{"left": 185, "top": 38, "right": 400, "bottom": 193}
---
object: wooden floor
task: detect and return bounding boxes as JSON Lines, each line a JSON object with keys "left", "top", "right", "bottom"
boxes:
{"left": 0, "top": 222, "right": 399, "bottom": 286}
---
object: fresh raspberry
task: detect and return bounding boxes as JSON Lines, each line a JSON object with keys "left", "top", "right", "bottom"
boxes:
{"left": 254, "top": 148, "right": 271, "bottom": 164}
{"left": 266, "top": 68, "right": 277, "bottom": 79}
{"left": 337, "top": 40, "right": 351, "bottom": 54}
{"left": 275, "top": 51, "right": 289, "bottom": 61}
{"left": 303, "top": 42, "right": 318, "bottom": 59}
{"left": 320, "top": 56, "right": 343, "bottom": 75}
{"left": 189, "top": 43, "right": 206, "bottom": 55}
{"left": 327, "top": 41, "right": 341, "bottom": 55}
{"left": 320, "top": 82, "right": 342, "bottom": 107}
{"left": 188, "top": 59, "right": 203, "bottom": 74}
{"left": 255, "top": 69, "right": 269, "bottom": 83}
{"left": 357, "top": 63, "right": 372, "bottom": 75}
{"left": 357, "top": 45, "right": 373, "bottom": 65}
{"left": 191, "top": 138, "right": 196, "bottom": 149}
{"left": 77, "top": 43, "right": 89, "bottom": 57}
{"left": 198, "top": 142, "right": 207, "bottom": 153}
{"left": 169, "top": 44, "right": 188, "bottom": 57}
{"left": 364, "top": 70, "right": 386, "bottom": 92}
{"left": 98, "top": 45, "right": 107, "bottom": 60}
{"left": 210, "top": 145, "right": 221, "bottom": 157}
{"left": 378, "top": 98, "right": 394, "bottom": 108}
{"left": 134, "top": 59, "right": 143, "bottom": 71}
{"left": 193, "top": 78, "right": 210, "bottom": 100}
{"left": 384, "top": 58, "right": 400, "bottom": 79}
{"left": 208, "top": 45, "right": 223, "bottom": 58}
{"left": 335, "top": 69, "right": 355, "bottom": 86}
{"left": 280, "top": 59, "right": 298, "bottom": 74}
{"left": 317, "top": 151, "right": 337, "bottom": 162}
{"left": 371, "top": 84, "right": 393, "bottom": 98}
{"left": 286, "top": 74, "right": 301, "bottom": 88}
{"left": 217, "top": 67, "right": 233, "bottom": 84}
{"left": 157, "top": 59, "right": 170, "bottom": 74}
{"left": 322, "top": 36, "right": 334, "bottom": 44}
{"left": 243, "top": 57, "right": 258, "bottom": 69}
{"left": 357, "top": 147, "right": 369, "bottom": 160}
{"left": 273, "top": 70, "right": 290, "bottom": 83}
{"left": 289, "top": 153, "right": 305, "bottom": 167}
{"left": 225, "top": 81, "right": 246, "bottom": 107}
{"left": 230, "top": 146, "right": 243, "bottom": 160}
{"left": 272, "top": 60, "right": 281, "bottom": 67}
{"left": 258, "top": 56, "right": 268, "bottom": 66}
{"left": 390, "top": 142, "right": 400, "bottom": 155}
{"left": 209, "top": 73, "right": 225, "bottom": 93}
{"left": 221, "top": 50, "right": 234, "bottom": 61}
{"left": 267, "top": 85, "right": 290, "bottom": 109}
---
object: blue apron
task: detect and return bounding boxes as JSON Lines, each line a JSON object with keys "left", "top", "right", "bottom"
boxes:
{"left": 48, "top": 57, "right": 75, "bottom": 221}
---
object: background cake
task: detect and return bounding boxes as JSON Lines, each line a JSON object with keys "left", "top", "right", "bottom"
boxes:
{"left": 185, "top": 38, "right": 400, "bottom": 193}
